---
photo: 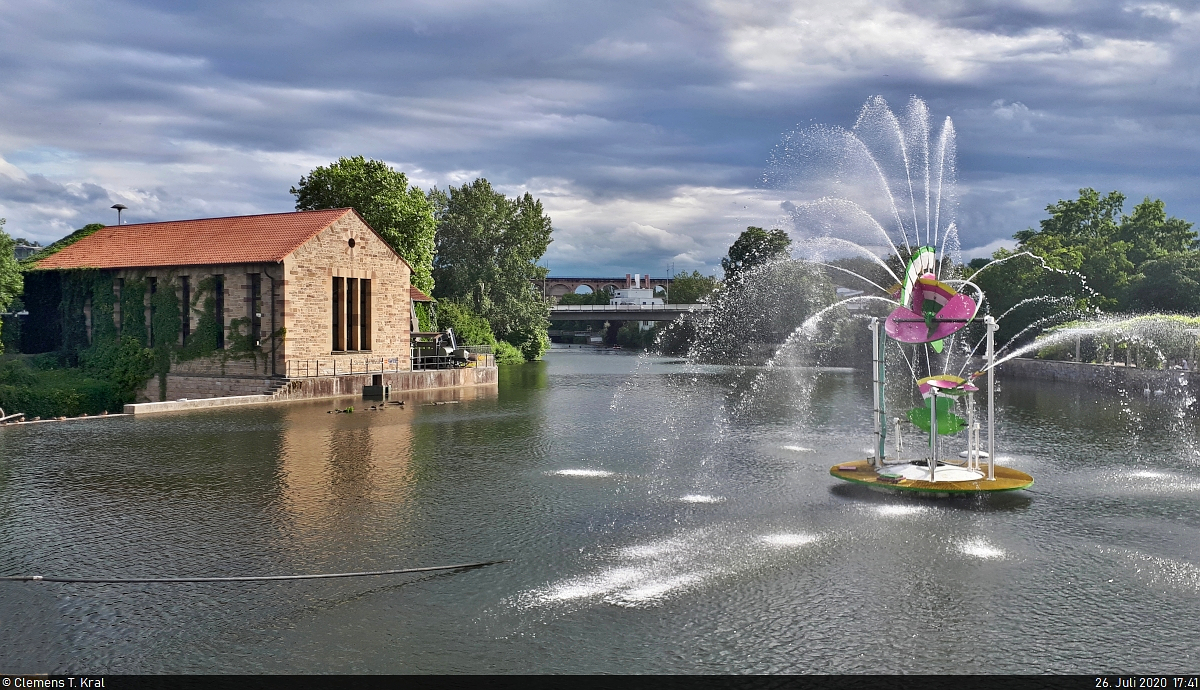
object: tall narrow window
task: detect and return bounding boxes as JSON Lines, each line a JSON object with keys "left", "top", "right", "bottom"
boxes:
{"left": 332, "top": 277, "right": 343, "bottom": 351}
{"left": 115, "top": 278, "right": 124, "bottom": 336}
{"left": 147, "top": 277, "right": 158, "bottom": 348}
{"left": 249, "top": 273, "right": 262, "bottom": 347}
{"left": 214, "top": 275, "right": 225, "bottom": 349}
{"left": 360, "top": 279, "right": 371, "bottom": 350}
{"left": 180, "top": 276, "right": 190, "bottom": 345}
{"left": 346, "top": 278, "right": 359, "bottom": 351}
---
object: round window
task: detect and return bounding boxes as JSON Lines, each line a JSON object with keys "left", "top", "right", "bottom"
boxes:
{"left": 348, "top": 237, "right": 356, "bottom": 248}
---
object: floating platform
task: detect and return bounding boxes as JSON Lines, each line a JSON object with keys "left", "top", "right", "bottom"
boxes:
{"left": 829, "top": 459, "right": 1033, "bottom": 495}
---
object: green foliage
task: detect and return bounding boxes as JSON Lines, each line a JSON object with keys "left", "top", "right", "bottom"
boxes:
{"left": 414, "top": 301, "right": 434, "bottom": 332}
{"left": 974, "top": 189, "right": 1199, "bottom": 347}
{"left": 0, "top": 220, "right": 24, "bottom": 355}
{"left": 506, "top": 326, "right": 550, "bottom": 362}
{"left": 436, "top": 299, "right": 496, "bottom": 347}
{"left": 292, "top": 156, "right": 437, "bottom": 294}
{"left": 120, "top": 278, "right": 148, "bottom": 346}
{"left": 150, "top": 280, "right": 181, "bottom": 399}
{"left": 0, "top": 358, "right": 123, "bottom": 418}
{"left": 721, "top": 227, "right": 791, "bottom": 281}
{"left": 493, "top": 339, "right": 525, "bottom": 365}
{"left": 557, "top": 288, "right": 612, "bottom": 305}
{"left": 616, "top": 322, "right": 658, "bottom": 350}
{"left": 180, "top": 276, "right": 222, "bottom": 360}
{"left": 78, "top": 336, "right": 156, "bottom": 403}
{"left": 666, "top": 270, "right": 717, "bottom": 304}
{"left": 431, "top": 178, "right": 552, "bottom": 359}
{"left": 1125, "top": 254, "right": 1200, "bottom": 314}
{"left": 0, "top": 220, "right": 22, "bottom": 309}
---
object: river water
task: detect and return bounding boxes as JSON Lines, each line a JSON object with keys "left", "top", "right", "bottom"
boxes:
{"left": 1, "top": 347, "right": 1198, "bottom": 673}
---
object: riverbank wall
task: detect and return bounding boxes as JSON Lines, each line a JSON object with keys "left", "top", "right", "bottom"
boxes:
{"left": 998, "top": 357, "right": 1193, "bottom": 389}
{"left": 126, "top": 366, "right": 497, "bottom": 414}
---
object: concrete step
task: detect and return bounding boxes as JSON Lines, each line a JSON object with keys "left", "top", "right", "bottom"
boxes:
{"left": 263, "top": 379, "right": 291, "bottom": 398}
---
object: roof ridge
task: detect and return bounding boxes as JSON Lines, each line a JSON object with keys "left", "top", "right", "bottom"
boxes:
{"left": 94, "top": 207, "right": 352, "bottom": 230}
{"left": 32, "top": 208, "right": 358, "bottom": 270}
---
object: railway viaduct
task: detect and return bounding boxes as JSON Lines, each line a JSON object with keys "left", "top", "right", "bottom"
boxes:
{"left": 534, "top": 275, "right": 673, "bottom": 300}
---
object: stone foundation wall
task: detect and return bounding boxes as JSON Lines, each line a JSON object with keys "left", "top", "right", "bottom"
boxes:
{"left": 272, "top": 366, "right": 497, "bottom": 400}
{"left": 999, "top": 357, "right": 1195, "bottom": 389}
{"left": 138, "top": 375, "right": 279, "bottom": 402}
{"left": 138, "top": 366, "right": 498, "bottom": 403}
{"left": 170, "top": 355, "right": 274, "bottom": 377}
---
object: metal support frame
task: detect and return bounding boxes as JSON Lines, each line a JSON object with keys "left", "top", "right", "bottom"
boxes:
{"left": 928, "top": 388, "right": 938, "bottom": 482}
{"left": 869, "top": 318, "right": 887, "bottom": 468}
{"left": 986, "top": 315, "right": 997, "bottom": 481}
{"left": 966, "top": 392, "right": 976, "bottom": 470}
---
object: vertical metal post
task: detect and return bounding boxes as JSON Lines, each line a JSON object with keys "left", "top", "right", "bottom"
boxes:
{"left": 870, "top": 318, "right": 884, "bottom": 467}
{"left": 894, "top": 417, "right": 903, "bottom": 462}
{"left": 928, "top": 388, "right": 938, "bottom": 482}
{"left": 966, "top": 392, "right": 975, "bottom": 470}
{"left": 986, "top": 315, "right": 996, "bottom": 481}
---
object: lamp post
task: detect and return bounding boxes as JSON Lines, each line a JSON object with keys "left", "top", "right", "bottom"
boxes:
{"left": 111, "top": 204, "right": 127, "bottom": 225}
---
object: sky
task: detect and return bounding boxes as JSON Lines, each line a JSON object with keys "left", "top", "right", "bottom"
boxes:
{"left": 1, "top": 0, "right": 1198, "bottom": 278}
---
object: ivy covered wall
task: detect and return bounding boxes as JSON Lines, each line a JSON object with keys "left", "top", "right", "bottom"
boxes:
{"left": 17, "top": 268, "right": 279, "bottom": 404}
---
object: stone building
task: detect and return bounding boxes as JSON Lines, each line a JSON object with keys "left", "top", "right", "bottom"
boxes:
{"left": 29, "top": 209, "right": 495, "bottom": 402}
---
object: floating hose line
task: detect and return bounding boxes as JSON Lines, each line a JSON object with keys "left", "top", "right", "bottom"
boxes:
{"left": 0, "top": 559, "right": 509, "bottom": 584}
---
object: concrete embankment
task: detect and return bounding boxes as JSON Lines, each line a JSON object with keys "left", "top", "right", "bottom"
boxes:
{"left": 998, "top": 357, "right": 1194, "bottom": 389}
{"left": 125, "top": 366, "right": 498, "bottom": 415}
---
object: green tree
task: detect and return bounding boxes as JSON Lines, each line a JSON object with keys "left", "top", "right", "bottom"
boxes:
{"left": 666, "top": 270, "right": 717, "bottom": 304}
{"left": 430, "top": 178, "right": 552, "bottom": 361}
{"left": 721, "top": 227, "right": 791, "bottom": 280}
{"left": 1125, "top": 254, "right": 1200, "bottom": 314}
{"left": 557, "top": 288, "right": 612, "bottom": 305}
{"left": 0, "top": 220, "right": 24, "bottom": 354}
{"left": 291, "top": 156, "right": 437, "bottom": 293}
{"left": 972, "top": 189, "right": 1198, "bottom": 346}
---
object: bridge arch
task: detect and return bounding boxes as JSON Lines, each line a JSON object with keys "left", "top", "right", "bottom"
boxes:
{"left": 574, "top": 284, "right": 596, "bottom": 294}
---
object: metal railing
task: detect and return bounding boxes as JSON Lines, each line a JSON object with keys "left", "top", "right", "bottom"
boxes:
{"left": 411, "top": 344, "right": 494, "bottom": 371}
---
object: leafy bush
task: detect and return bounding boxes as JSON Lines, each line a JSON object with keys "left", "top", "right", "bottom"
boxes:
{"left": 616, "top": 322, "right": 657, "bottom": 350}
{"left": 493, "top": 340, "right": 525, "bottom": 365}
{"left": 506, "top": 326, "right": 549, "bottom": 361}
{"left": 79, "top": 336, "right": 156, "bottom": 402}
{"left": 0, "top": 357, "right": 125, "bottom": 418}
{"left": 437, "top": 299, "right": 496, "bottom": 347}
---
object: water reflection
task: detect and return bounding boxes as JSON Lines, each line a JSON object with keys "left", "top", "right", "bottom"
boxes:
{"left": 1, "top": 350, "right": 1199, "bottom": 673}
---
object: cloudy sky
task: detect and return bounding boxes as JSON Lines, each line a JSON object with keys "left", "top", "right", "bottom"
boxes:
{"left": 1, "top": 0, "right": 1198, "bottom": 277}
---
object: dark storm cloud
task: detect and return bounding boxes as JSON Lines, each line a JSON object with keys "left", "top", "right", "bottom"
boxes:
{"left": 0, "top": 0, "right": 1198, "bottom": 274}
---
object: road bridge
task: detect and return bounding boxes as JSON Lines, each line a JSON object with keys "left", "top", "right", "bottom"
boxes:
{"left": 549, "top": 304, "right": 710, "bottom": 322}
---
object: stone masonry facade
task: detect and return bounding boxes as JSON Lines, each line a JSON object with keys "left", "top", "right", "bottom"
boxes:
{"left": 280, "top": 212, "right": 412, "bottom": 370}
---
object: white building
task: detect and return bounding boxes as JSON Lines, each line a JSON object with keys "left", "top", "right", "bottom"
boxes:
{"left": 610, "top": 273, "right": 663, "bottom": 330}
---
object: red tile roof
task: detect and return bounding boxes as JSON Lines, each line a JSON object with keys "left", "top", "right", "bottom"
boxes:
{"left": 33, "top": 208, "right": 355, "bottom": 270}
{"left": 409, "top": 286, "right": 435, "bottom": 302}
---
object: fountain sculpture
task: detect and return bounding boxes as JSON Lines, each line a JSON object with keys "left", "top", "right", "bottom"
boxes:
{"left": 767, "top": 96, "right": 1033, "bottom": 494}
